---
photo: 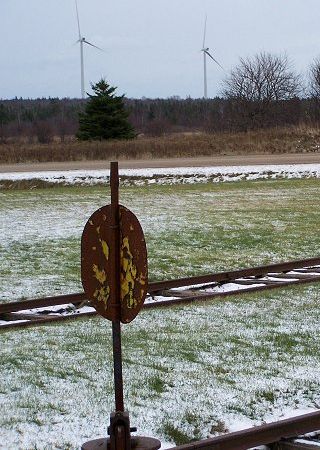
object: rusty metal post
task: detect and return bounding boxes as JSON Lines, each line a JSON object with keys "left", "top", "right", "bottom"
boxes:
{"left": 81, "top": 162, "right": 161, "bottom": 450}
{"left": 108, "top": 162, "right": 132, "bottom": 450}
{"left": 110, "top": 161, "right": 125, "bottom": 413}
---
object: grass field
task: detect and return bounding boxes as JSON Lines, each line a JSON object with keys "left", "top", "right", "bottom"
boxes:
{"left": 1, "top": 178, "right": 320, "bottom": 302}
{"left": 1, "top": 284, "right": 320, "bottom": 449}
{"left": 1, "top": 177, "right": 320, "bottom": 449}
{"left": 1, "top": 126, "right": 320, "bottom": 164}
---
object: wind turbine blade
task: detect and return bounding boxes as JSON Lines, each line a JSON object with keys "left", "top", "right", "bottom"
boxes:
{"left": 204, "top": 50, "right": 225, "bottom": 71}
{"left": 83, "top": 39, "right": 103, "bottom": 51}
{"left": 75, "top": 0, "right": 81, "bottom": 39}
{"left": 202, "top": 14, "right": 207, "bottom": 48}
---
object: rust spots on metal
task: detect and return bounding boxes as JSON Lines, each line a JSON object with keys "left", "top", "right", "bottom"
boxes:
{"left": 81, "top": 204, "right": 148, "bottom": 323}
{"left": 119, "top": 206, "right": 148, "bottom": 322}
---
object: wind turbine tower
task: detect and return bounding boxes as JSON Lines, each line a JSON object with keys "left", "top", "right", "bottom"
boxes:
{"left": 201, "top": 15, "right": 224, "bottom": 99}
{"left": 75, "top": 0, "right": 102, "bottom": 99}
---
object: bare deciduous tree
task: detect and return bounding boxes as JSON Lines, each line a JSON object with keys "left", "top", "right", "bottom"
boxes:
{"left": 223, "top": 52, "right": 300, "bottom": 101}
{"left": 222, "top": 53, "right": 301, "bottom": 129}
{"left": 309, "top": 58, "right": 320, "bottom": 99}
{"left": 306, "top": 58, "right": 320, "bottom": 124}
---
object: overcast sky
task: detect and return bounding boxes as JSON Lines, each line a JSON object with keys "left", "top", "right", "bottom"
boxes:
{"left": 1, "top": 0, "right": 319, "bottom": 99}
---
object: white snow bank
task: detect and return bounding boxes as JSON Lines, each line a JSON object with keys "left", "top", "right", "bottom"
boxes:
{"left": 1, "top": 163, "right": 320, "bottom": 186}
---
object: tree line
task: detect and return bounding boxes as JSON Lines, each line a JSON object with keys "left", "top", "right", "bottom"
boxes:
{"left": 2, "top": 52, "right": 320, "bottom": 143}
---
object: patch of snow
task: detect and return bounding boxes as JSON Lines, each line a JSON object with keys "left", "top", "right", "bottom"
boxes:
{"left": 264, "top": 276, "right": 300, "bottom": 282}
{"left": 208, "top": 282, "right": 266, "bottom": 292}
{"left": 294, "top": 439, "right": 320, "bottom": 446}
{"left": 1, "top": 163, "right": 320, "bottom": 186}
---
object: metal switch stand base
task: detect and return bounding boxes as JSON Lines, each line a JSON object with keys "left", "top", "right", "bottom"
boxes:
{"left": 82, "top": 411, "right": 161, "bottom": 450}
{"left": 109, "top": 411, "right": 131, "bottom": 450}
{"left": 81, "top": 436, "right": 161, "bottom": 450}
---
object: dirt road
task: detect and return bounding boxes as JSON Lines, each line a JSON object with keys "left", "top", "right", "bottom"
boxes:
{"left": 1, "top": 153, "right": 320, "bottom": 173}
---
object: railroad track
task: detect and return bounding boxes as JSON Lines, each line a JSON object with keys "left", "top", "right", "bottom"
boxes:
{"left": 169, "top": 410, "right": 320, "bottom": 449}
{"left": 1, "top": 256, "right": 320, "bottom": 330}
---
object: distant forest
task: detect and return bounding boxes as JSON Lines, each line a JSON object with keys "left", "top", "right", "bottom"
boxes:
{"left": 1, "top": 96, "right": 320, "bottom": 144}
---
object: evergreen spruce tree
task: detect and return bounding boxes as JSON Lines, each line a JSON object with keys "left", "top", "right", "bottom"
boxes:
{"left": 77, "top": 79, "right": 136, "bottom": 140}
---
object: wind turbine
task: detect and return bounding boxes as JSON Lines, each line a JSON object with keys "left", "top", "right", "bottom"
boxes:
{"left": 201, "top": 15, "right": 224, "bottom": 99}
{"left": 75, "top": 0, "right": 102, "bottom": 99}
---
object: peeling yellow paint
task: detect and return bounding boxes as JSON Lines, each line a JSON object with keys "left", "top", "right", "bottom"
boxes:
{"left": 138, "top": 274, "right": 146, "bottom": 285}
{"left": 93, "top": 264, "right": 106, "bottom": 284}
{"left": 95, "top": 222, "right": 109, "bottom": 261}
{"left": 89, "top": 223, "right": 111, "bottom": 309}
{"left": 92, "top": 262, "right": 110, "bottom": 308}
{"left": 122, "top": 237, "right": 133, "bottom": 258}
{"left": 101, "top": 240, "right": 109, "bottom": 261}
{"left": 120, "top": 235, "right": 145, "bottom": 309}
{"left": 93, "top": 286, "right": 110, "bottom": 307}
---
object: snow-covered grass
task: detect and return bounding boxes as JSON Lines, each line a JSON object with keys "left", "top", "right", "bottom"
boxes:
{"left": 1, "top": 173, "right": 320, "bottom": 449}
{"left": 1, "top": 283, "right": 320, "bottom": 449}
{"left": 1, "top": 163, "right": 320, "bottom": 189}
{"left": 1, "top": 178, "right": 320, "bottom": 302}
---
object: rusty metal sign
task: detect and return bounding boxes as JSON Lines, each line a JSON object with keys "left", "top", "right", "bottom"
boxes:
{"left": 80, "top": 162, "right": 162, "bottom": 450}
{"left": 81, "top": 204, "right": 148, "bottom": 324}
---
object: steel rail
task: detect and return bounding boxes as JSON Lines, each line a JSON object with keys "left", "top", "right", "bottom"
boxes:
{"left": 167, "top": 410, "right": 320, "bottom": 450}
{"left": 1, "top": 257, "right": 320, "bottom": 330}
{"left": 144, "top": 275, "right": 320, "bottom": 309}
{"left": 1, "top": 256, "right": 320, "bottom": 315}
{"left": 0, "top": 292, "right": 86, "bottom": 314}
{"left": 149, "top": 256, "right": 320, "bottom": 291}
{"left": 1, "top": 274, "right": 320, "bottom": 331}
